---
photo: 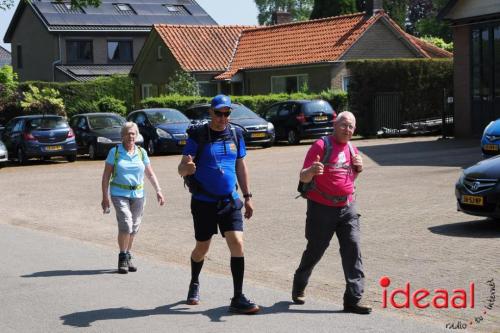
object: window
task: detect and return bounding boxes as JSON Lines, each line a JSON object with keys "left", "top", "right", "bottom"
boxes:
{"left": 342, "top": 76, "right": 351, "bottom": 92}
{"left": 16, "top": 45, "right": 22, "bottom": 69}
{"left": 142, "top": 84, "right": 153, "bottom": 99}
{"left": 271, "top": 74, "right": 308, "bottom": 94}
{"left": 135, "top": 113, "right": 147, "bottom": 126}
{"left": 66, "top": 40, "right": 93, "bottom": 64}
{"left": 52, "top": 2, "right": 84, "bottom": 14}
{"left": 162, "top": 4, "right": 188, "bottom": 15}
{"left": 157, "top": 45, "right": 163, "bottom": 60}
{"left": 107, "top": 41, "right": 133, "bottom": 63}
{"left": 198, "top": 82, "right": 218, "bottom": 97}
{"left": 114, "top": 3, "right": 135, "bottom": 14}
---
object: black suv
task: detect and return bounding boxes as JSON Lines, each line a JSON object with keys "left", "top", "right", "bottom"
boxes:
{"left": 261, "top": 100, "right": 337, "bottom": 144}
{"left": 185, "top": 103, "right": 275, "bottom": 148}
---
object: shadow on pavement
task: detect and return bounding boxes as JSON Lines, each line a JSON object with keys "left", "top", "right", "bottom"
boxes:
{"left": 358, "top": 138, "right": 480, "bottom": 168}
{"left": 428, "top": 219, "right": 500, "bottom": 238}
{"left": 21, "top": 269, "right": 116, "bottom": 277}
{"left": 60, "top": 300, "right": 343, "bottom": 327}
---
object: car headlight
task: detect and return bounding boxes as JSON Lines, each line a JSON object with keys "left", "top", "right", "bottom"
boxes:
{"left": 156, "top": 128, "right": 172, "bottom": 139}
{"left": 97, "top": 136, "right": 112, "bottom": 143}
{"left": 135, "top": 133, "right": 144, "bottom": 143}
{"left": 267, "top": 122, "right": 274, "bottom": 131}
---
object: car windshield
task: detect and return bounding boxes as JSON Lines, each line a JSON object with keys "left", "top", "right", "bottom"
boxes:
{"left": 303, "top": 101, "right": 334, "bottom": 115}
{"left": 230, "top": 104, "right": 260, "bottom": 120}
{"left": 88, "top": 115, "right": 125, "bottom": 129}
{"left": 147, "top": 110, "right": 189, "bottom": 125}
{"left": 27, "top": 117, "right": 68, "bottom": 130}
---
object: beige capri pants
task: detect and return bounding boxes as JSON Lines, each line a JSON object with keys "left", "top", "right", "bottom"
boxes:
{"left": 111, "top": 196, "right": 145, "bottom": 234}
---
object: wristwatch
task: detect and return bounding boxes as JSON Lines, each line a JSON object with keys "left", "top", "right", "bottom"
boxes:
{"left": 243, "top": 193, "right": 253, "bottom": 199}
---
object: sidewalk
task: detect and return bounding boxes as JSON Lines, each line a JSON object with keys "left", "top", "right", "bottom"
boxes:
{"left": 0, "top": 224, "right": 451, "bottom": 333}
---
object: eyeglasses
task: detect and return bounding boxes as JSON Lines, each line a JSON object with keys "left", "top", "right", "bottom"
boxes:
{"left": 338, "top": 123, "right": 355, "bottom": 130}
{"left": 214, "top": 110, "right": 231, "bottom": 118}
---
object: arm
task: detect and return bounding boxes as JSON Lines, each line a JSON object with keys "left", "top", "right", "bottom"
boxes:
{"left": 236, "top": 158, "right": 253, "bottom": 219}
{"left": 101, "top": 163, "right": 113, "bottom": 212}
{"left": 178, "top": 155, "right": 196, "bottom": 177}
{"left": 299, "top": 154, "right": 324, "bottom": 183}
{"left": 145, "top": 164, "right": 165, "bottom": 206}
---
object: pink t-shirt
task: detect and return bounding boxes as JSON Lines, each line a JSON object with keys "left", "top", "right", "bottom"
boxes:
{"left": 302, "top": 136, "right": 359, "bottom": 207}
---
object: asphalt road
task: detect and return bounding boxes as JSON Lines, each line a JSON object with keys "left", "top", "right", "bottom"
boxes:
{"left": 1, "top": 136, "right": 499, "bottom": 332}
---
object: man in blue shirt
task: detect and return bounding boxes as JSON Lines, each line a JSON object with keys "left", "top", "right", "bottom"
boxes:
{"left": 178, "top": 94, "right": 259, "bottom": 314}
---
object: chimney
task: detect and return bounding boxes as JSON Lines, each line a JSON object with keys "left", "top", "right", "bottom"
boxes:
{"left": 271, "top": 11, "right": 292, "bottom": 25}
{"left": 366, "top": 0, "right": 383, "bottom": 17}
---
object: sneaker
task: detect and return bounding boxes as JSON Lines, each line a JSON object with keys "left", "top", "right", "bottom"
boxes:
{"left": 229, "top": 294, "right": 260, "bottom": 314}
{"left": 127, "top": 252, "right": 137, "bottom": 272}
{"left": 292, "top": 288, "right": 305, "bottom": 305}
{"left": 343, "top": 301, "right": 372, "bottom": 314}
{"left": 118, "top": 253, "right": 128, "bottom": 274}
{"left": 186, "top": 283, "right": 200, "bottom": 305}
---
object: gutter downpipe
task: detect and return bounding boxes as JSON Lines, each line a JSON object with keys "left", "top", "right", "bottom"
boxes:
{"left": 52, "top": 34, "right": 61, "bottom": 82}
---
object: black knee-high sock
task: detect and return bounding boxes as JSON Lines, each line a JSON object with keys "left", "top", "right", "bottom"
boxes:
{"left": 231, "top": 257, "right": 244, "bottom": 297}
{"left": 190, "top": 258, "right": 204, "bottom": 285}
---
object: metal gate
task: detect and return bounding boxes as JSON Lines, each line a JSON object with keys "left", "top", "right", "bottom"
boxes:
{"left": 372, "top": 92, "right": 402, "bottom": 134}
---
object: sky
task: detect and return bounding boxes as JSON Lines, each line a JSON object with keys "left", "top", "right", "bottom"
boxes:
{"left": 0, "top": 0, "right": 259, "bottom": 52}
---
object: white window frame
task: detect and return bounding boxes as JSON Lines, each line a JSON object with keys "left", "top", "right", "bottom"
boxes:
{"left": 342, "top": 75, "right": 352, "bottom": 92}
{"left": 271, "top": 74, "right": 308, "bottom": 94}
{"left": 116, "top": 3, "right": 132, "bottom": 11}
{"left": 142, "top": 84, "right": 153, "bottom": 99}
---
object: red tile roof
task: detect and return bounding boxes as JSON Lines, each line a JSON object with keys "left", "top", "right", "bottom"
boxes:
{"left": 216, "top": 12, "right": 452, "bottom": 80}
{"left": 154, "top": 24, "right": 252, "bottom": 72}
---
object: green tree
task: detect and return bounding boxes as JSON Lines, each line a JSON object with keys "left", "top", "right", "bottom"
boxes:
{"left": 420, "top": 36, "right": 453, "bottom": 52}
{"left": 0, "top": 0, "right": 14, "bottom": 10}
{"left": 409, "top": 0, "right": 451, "bottom": 41}
{"left": 96, "top": 96, "right": 127, "bottom": 116}
{"left": 255, "top": 0, "right": 313, "bottom": 25}
{"left": 310, "top": 0, "right": 357, "bottom": 20}
{"left": 165, "top": 70, "right": 200, "bottom": 96}
{"left": 0, "top": 65, "right": 18, "bottom": 103}
{"left": 21, "top": 85, "right": 65, "bottom": 116}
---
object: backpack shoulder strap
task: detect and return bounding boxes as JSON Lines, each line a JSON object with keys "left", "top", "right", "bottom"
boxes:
{"left": 136, "top": 145, "right": 145, "bottom": 162}
{"left": 112, "top": 145, "right": 119, "bottom": 179}
{"left": 321, "top": 136, "right": 333, "bottom": 164}
{"left": 186, "top": 124, "right": 209, "bottom": 163}
{"left": 347, "top": 141, "right": 355, "bottom": 157}
{"left": 229, "top": 125, "right": 240, "bottom": 153}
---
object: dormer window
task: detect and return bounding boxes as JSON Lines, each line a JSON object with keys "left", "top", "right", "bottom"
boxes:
{"left": 114, "top": 3, "right": 136, "bottom": 15}
{"left": 162, "top": 5, "right": 188, "bottom": 15}
{"left": 53, "top": 2, "right": 84, "bottom": 14}
{"left": 166, "top": 6, "right": 179, "bottom": 12}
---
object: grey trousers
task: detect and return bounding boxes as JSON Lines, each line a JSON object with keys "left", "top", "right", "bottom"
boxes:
{"left": 294, "top": 199, "right": 365, "bottom": 306}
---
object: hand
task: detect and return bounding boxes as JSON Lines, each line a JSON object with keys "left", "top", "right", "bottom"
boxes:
{"left": 157, "top": 191, "right": 165, "bottom": 206}
{"left": 244, "top": 198, "right": 254, "bottom": 219}
{"left": 101, "top": 197, "right": 110, "bottom": 214}
{"left": 184, "top": 155, "right": 196, "bottom": 175}
{"left": 309, "top": 155, "right": 324, "bottom": 176}
{"left": 352, "top": 154, "right": 363, "bottom": 172}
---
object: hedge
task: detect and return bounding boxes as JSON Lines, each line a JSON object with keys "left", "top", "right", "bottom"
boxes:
{"left": 347, "top": 59, "right": 453, "bottom": 136}
{"left": 141, "top": 90, "right": 348, "bottom": 116}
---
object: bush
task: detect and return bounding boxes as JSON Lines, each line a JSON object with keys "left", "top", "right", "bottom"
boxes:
{"left": 141, "top": 90, "right": 349, "bottom": 116}
{"left": 165, "top": 70, "right": 200, "bottom": 96}
{"left": 96, "top": 96, "right": 127, "bottom": 116}
{"left": 347, "top": 59, "right": 453, "bottom": 136}
{"left": 20, "top": 85, "right": 65, "bottom": 116}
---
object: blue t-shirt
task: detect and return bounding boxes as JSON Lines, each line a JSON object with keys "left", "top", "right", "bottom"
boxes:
{"left": 105, "top": 144, "right": 150, "bottom": 198}
{"left": 182, "top": 125, "right": 246, "bottom": 202}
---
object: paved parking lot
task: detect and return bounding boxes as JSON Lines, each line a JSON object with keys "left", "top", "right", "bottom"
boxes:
{"left": 1, "top": 136, "right": 499, "bottom": 331}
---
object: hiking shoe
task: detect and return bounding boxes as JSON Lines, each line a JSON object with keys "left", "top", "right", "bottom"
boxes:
{"left": 186, "top": 283, "right": 200, "bottom": 305}
{"left": 292, "top": 288, "right": 305, "bottom": 305}
{"left": 229, "top": 294, "right": 260, "bottom": 314}
{"left": 127, "top": 252, "right": 137, "bottom": 272}
{"left": 118, "top": 253, "right": 128, "bottom": 274}
{"left": 343, "top": 301, "right": 372, "bottom": 314}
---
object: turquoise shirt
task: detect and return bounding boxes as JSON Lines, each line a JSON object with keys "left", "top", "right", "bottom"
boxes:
{"left": 105, "top": 144, "right": 150, "bottom": 198}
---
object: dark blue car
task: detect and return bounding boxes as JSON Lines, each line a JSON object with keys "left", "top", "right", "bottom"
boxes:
{"left": 127, "top": 108, "right": 190, "bottom": 155}
{"left": 1, "top": 115, "right": 77, "bottom": 164}
{"left": 481, "top": 119, "right": 500, "bottom": 157}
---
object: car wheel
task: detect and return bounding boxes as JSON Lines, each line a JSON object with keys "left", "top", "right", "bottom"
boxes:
{"left": 17, "top": 148, "right": 27, "bottom": 165}
{"left": 88, "top": 143, "right": 97, "bottom": 160}
{"left": 147, "top": 140, "right": 155, "bottom": 156}
{"left": 66, "top": 155, "right": 77, "bottom": 162}
{"left": 287, "top": 129, "right": 300, "bottom": 145}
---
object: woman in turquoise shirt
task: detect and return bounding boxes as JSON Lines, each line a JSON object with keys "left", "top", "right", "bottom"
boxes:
{"left": 101, "top": 122, "right": 165, "bottom": 274}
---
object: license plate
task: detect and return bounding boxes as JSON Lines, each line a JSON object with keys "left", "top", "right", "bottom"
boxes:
{"left": 251, "top": 132, "right": 266, "bottom": 138}
{"left": 461, "top": 195, "right": 484, "bottom": 206}
{"left": 178, "top": 140, "right": 186, "bottom": 145}
{"left": 45, "top": 145, "right": 62, "bottom": 151}
{"left": 314, "top": 116, "right": 328, "bottom": 121}
{"left": 483, "top": 144, "right": 498, "bottom": 151}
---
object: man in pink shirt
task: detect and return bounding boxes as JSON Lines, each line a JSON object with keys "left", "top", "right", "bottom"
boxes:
{"left": 292, "top": 111, "right": 372, "bottom": 314}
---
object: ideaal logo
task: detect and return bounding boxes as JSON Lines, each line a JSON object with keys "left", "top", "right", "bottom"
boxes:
{"left": 379, "top": 276, "right": 496, "bottom": 330}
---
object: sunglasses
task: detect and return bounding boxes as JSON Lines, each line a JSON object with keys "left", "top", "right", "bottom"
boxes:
{"left": 214, "top": 110, "right": 231, "bottom": 118}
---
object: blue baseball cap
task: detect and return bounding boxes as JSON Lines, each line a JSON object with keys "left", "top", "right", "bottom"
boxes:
{"left": 211, "top": 94, "right": 232, "bottom": 110}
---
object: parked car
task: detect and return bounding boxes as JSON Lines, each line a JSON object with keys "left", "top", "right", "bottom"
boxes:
{"left": 261, "top": 100, "right": 337, "bottom": 144}
{"left": 481, "top": 119, "right": 500, "bottom": 157}
{"left": 0, "top": 139, "right": 8, "bottom": 166}
{"left": 455, "top": 156, "right": 500, "bottom": 220}
{"left": 185, "top": 103, "right": 275, "bottom": 147}
{"left": 127, "top": 108, "right": 190, "bottom": 155}
{"left": 1, "top": 115, "right": 77, "bottom": 164}
{"left": 70, "top": 113, "right": 143, "bottom": 159}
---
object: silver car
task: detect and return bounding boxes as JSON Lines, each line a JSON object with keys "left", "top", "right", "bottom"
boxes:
{"left": 0, "top": 139, "right": 8, "bottom": 165}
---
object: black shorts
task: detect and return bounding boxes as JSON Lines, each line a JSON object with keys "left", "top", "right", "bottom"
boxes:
{"left": 191, "top": 198, "right": 244, "bottom": 241}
